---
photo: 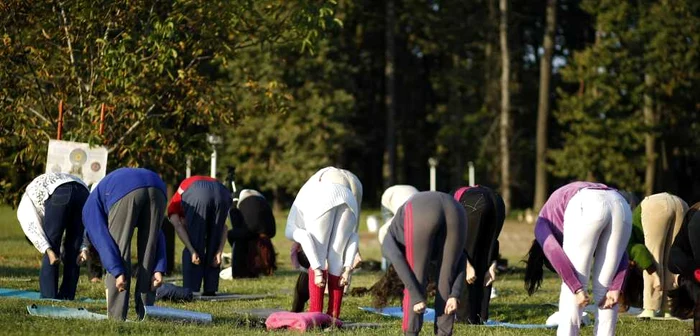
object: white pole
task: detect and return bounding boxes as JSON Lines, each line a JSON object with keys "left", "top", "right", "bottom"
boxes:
{"left": 210, "top": 147, "right": 217, "bottom": 178}
{"left": 468, "top": 161, "right": 475, "bottom": 186}
{"left": 428, "top": 157, "right": 438, "bottom": 191}
{"left": 186, "top": 156, "right": 191, "bottom": 178}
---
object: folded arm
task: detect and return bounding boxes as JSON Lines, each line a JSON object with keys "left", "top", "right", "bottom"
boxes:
{"left": 83, "top": 197, "right": 126, "bottom": 278}
{"left": 285, "top": 207, "right": 321, "bottom": 270}
{"left": 450, "top": 252, "right": 468, "bottom": 298}
{"left": 535, "top": 217, "right": 583, "bottom": 293}
{"left": 343, "top": 232, "right": 359, "bottom": 268}
{"left": 382, "top": 232, "right": 425, "bottom": 305}
{"left": 169, "top": 214, "right": 197, "bottom": 255}
{"left": 154, "top": 231, "right": 167, "bottom": 273}
{"left": 17, "top": 195, "right": 51, "bottom": 253}
{"left": 669, "top": 218, "right": 696, "bottom": 278}
{"left": 609, "top": 252, "right": 629, "bottom": 291}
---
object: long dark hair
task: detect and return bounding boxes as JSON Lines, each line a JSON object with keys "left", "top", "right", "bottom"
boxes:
{"left": 351, "top": 264, "right": 438, "bottom": 308}
{"left": 248, "top": 235, "right": 277, "bottom": 276}
{"left": 668, "top": 276, "right": 700, "bottom": 320}
{"left": 620, "top": 264, "right": 644, "bottom": 308}
{"left": 523, "top": 239, "right": 555, "bottom": 295}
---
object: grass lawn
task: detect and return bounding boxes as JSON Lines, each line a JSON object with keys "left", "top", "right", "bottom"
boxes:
{"left": 0, "top": 205, "right": 692, "bottom": 335}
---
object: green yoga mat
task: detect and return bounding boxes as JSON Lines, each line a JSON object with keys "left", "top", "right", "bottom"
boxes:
{"left": 27, "top": 304, "right": 108, "bottom": 320}
{"left": 0, "top": 288, "right": 105, "bottom": 303}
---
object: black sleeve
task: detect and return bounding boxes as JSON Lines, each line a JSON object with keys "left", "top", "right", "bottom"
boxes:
{"left": 669, "top": 215, "right": 697, "bottom": 278}
{"left": 490, "top": 240, "right": 500, "bottom": 264}
{"left": 450, "top": 252, "right": 468, "bottom": 298}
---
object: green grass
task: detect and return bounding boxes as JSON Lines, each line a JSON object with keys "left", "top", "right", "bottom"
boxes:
{"left": 0, "top": 206, "right": 692, "bottom": 335}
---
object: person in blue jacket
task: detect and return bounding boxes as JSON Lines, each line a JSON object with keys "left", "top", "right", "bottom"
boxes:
{"left": 82, "top": 168, "right": 168, "bottom": 321}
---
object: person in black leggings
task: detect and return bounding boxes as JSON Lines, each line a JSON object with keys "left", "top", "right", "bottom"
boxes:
{"left": 228, "top": 189, "right": 277, "bottom": 278}
{"left": 382, "top": 191, "right": 468, "bottom": 336}
{"left": 668, "top": 202, "right": 700, "bottom": 334}
{"left": 452, "top": 185, "right": 505, "bottom": 324}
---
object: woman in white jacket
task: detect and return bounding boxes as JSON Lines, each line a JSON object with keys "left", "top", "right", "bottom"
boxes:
{"left": 16, "top": 172, "right": 89, "bottom": 299}
{"left": 285, "top": 166, "right": 362, "bottom": 319}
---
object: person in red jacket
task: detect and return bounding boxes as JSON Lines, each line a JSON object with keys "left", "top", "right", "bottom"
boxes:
{"left": 167, "top": 176, "right": 232, "bottom": 295}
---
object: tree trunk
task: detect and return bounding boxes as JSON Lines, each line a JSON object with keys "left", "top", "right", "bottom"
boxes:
{"left": 484, "top": 0, "right": 498, "bottom": 114}
{"left": 534, "top": 0, "right": 557, "bottom": 212}
{"left": 499, "top": 0, "right": 511, "bottom": 213}
{"left": 644, "top": 74, "right": 656, "bottom": 196}
{"left": 450, "top": 54, "right": 464, "bottom": 187}
{"left": 273, "top": 187, "right": 283, "bottom": 213}
{"left": 383, "top": 0, "right": 397, "bottom": 189}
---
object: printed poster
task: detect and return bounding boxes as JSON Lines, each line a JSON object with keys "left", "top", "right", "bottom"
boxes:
{"left": 46, "top": 139, "right": 108, "bottom": 186}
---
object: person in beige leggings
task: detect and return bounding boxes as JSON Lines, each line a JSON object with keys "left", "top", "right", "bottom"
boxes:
{"left": 637, "top": 192, "right": 688, "bottom": 318}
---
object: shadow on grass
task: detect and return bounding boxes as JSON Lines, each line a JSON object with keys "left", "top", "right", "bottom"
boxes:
{"left": 489, "top": 302, "right": 557, "bottom": 323}
{"left": 216, "top": 312, "right": 269, "bottom": 329}
{"left": 0, "top": 265, "right": 39, "bottom": 278}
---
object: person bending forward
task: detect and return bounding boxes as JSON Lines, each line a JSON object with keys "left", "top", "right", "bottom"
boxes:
{"left": 382, "top": 191, "right": 468, "bottom": 336}
{"left": 17, "top": 172, "right": 89, "bottom": 299}
{"left": 285, "top": 166, "right": 362, "bottom": 319}
{"left": 167, "top": 175, "right": 231, "bottom": 295}
{"left": 82, "top": 168, "right": 168, "bottom": 320}
{"left": 526, "top": 181, "right": 632, "bottom": 336}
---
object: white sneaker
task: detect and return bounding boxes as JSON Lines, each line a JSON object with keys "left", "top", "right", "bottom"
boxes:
{"left": 637, "top": 309, "right": 659, "bottom": 319}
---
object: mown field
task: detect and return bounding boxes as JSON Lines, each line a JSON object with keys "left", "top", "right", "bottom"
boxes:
{"left": 0, "top": 206, "right": 691, "bottom": 335}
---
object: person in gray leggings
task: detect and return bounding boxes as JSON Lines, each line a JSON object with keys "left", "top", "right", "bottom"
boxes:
{"left": 382, "top": 191, "right": 468, "bottom": 336}
{"left": 83, "top": 168, "right": 168, "bottom": 320}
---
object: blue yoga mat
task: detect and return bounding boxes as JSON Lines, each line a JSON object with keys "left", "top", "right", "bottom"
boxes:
{"left": 0, "top": 288, "right": 104, "bottom": 303}
{"left": 359, "top": 306, "right": 555, "bottom": 329}
{"left": 359, "top": 306, "right": 436, "bottom": 322}
{"left": 27, "top": 304, "right": 108, "bottom": 320}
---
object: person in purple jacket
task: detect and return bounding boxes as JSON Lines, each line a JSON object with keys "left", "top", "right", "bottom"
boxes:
{"left": 524, "top": 181, "right": 632, "bottom": 336}
{"left": 82, "top": 167, "right": 168, "bottom": 321}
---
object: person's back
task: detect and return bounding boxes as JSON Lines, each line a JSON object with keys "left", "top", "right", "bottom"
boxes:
{"left": 82, "top": 167, "right": 168, "bottom": 321}
{"left": 527, "top": 181, "right": 631, "bottom": 336}
{"left": 382, "top": 191, "right": 468, "bottom": 336}
{"left": 453, "top": 185, "right": 505, "bottom": 324}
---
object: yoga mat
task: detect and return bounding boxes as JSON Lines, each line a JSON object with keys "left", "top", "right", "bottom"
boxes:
{"left": 0, "top": 288, "right": 104, "bottom": 303}
{"left": 483, "top": 320, "right": 556, "bottom": 329}
{"left": 144, "top": 306, "right": 212, "bottom": 324}
{"left": 360, "top": 306, "right": 554, "bottom": 329}
{"left": 547, "top": 302, "right": 643, "bottom": 316}
{"left": 339, "top": 322, "right": 386, "bottom": 329}
{"left": 359, "top": 306, "right": 436, "bottom": 322}
{"left": 27, "top": 304, "right": 107, "bottom": 320}
{"left": 646, "top": 316, "right": 692, "bottom": 322}
{"left": 238, "top": 308, "right": 386, "bottom": 329}
{"left": 193, "top": 292, "right": 272, "bottom": 301}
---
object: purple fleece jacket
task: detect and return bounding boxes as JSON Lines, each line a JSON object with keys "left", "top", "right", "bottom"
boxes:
{"left": 535, "top": 181, "right": 629, "bottom": 293}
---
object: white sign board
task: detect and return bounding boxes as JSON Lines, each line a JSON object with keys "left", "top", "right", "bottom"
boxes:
{"left": 46, "top": 139, "right": 108, "bottom": 186}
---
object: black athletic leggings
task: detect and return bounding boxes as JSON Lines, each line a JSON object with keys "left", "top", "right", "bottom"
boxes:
{"left": 454, "top": 186, "right": 505, "bottom": 324}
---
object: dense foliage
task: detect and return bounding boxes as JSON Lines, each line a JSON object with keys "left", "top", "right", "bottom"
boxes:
{"left": 2, "top": 0, "right": 698, "bottom": 207}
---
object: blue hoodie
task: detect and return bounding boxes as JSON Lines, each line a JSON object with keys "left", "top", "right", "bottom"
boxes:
{"left": 82, "top": 168, "right": 168, "bottom": 277}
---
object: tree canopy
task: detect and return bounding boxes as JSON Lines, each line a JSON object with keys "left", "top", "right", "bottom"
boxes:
{"left": 2, "top": 0, "right": 699, "bottom": 207}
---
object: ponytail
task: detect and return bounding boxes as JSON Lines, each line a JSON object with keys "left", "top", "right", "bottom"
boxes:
{"left": 621, "top": 265, "right": 643, "bottom": 309}
{"left": 524, "top": 239, "right": 546, "bottom": 296}
{"left": 246, "top": 235, "right": 278, "bottom": 277}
